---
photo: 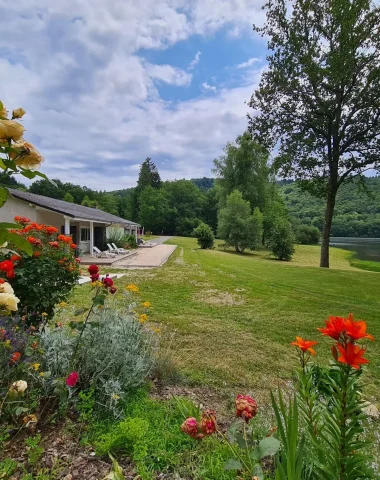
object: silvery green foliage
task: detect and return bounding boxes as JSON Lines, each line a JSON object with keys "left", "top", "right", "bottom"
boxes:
{"left": 40, "top": 325, "right": 75, "bottom": 377}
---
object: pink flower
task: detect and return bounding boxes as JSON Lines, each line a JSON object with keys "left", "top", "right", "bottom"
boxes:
{"left": 66, "top": 371, "right": 79, "bottom": 388}
{"left": 235, "top": 394, "right": 258, "bottom": 423}
{"left": 181, "top": 417, "right": 199, "bottom": 438}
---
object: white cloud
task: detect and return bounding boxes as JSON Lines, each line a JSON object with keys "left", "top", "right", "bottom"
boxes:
{"left": 236, "top": 57, "right": 260, "bottom": 69}
{"left": 146, "top": 63, "right": 192, "bottom": 86}
{"left": 201, "top": 82, "right": 217, "bottom": 93}
{"left": 0, "top": 0, "right": 266, "bottom": 190}
{"left": 188, "top": 51, "right": 202, "bottom": 70}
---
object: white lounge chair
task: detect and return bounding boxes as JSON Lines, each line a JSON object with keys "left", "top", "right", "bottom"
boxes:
{"left": 92, "top": 246, "right": 116, "bottom": 258}
{"left": 111, "top": 243, "right": 129, "bottom": 254}
{"left": 107, "top": 243, "right": 122, "bottom": 254}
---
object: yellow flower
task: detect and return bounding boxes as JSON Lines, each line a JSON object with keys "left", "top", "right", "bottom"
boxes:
{"left": 142, "top": 301, "right": 151, "bottom": 308}
{"left": 152, "top": 327, "right": 161, "bottom": 334}
{"left": 59, "top": 301, "right": 67, "bottom": 307}
{"left": 12, "top": 107, "right": 26, "bottom": 119}
{"left": 0, "top": 119, "right": 25, "bottom": 141}
{"left": 111, "top": 393, "right": 120, "bottom": 401}
{"left": 4, "top": 339, "right": 10, "bottom": 346}
{"left": 31, "top": 363, "right": 40, "bottom": 371}
{"left": 0, "top": 292, "right": 20, "bottom": 312}
{"left": 0, "top": 102, "right": 8, "bottom": 118}
{"left": 11, "top": 140, "right": 44, "bottom": 170}
{"left": 139, "top": 313, "right": 148, "bottom": 323}
{"left": 41, "top": 312, "right": 48, "bottom": 317}
{"left": 126, "top": 284, "right": 139, "bottom": 293}
{"left": 39, "top": 372, "right": 45, "bottom": 377}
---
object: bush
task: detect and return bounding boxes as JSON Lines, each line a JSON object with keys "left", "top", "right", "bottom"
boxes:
{"left": 3, "top": 219, "right": 81, "bottom": 324}
{"left": 269, "top": 220, "right": 295, "bottom": 260}
{"left": 41, "top": 302, "right": 158, "bottom": 416}
{"left": 192, "top": 222, "right": 215, "bottom": 249}
{"left": 124, "top": 234, "right": 137, "bottom": 249}
{"left": 106, "top": 226, "right": 125, "bottom": 247}
{"left": 295, "top": 225, "right": 321, "bottom": 245}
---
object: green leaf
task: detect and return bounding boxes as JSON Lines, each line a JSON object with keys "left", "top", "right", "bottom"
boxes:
{"left": 224, "top": 458, "right": 242, "bottom": 471}
{"left": 257, "top": 436, "right": 280, "bottom": 458}
{"left": 0, "top": 186, "right": 8, "bottom": 207}
{"left": 234, "top": 432, "right": 247, "bottom": 449}
{"left": 15, "top": 406, "right": 29, "bottom": 416}
{"left": 252, "top": 463, "right": 264, "bottom": 479}
{"left": 39, "top": 371, "right": 51, "bottom": 379}
{"left": 6, "top": 232, "right": 33, "bottom": 256}
{"left": 0, "top": 222, "right": 21, "bottom": 229}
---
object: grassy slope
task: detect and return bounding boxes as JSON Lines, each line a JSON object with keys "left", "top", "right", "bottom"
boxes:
{"left": 73, "top": 238, "right": 380, "bottom": 402}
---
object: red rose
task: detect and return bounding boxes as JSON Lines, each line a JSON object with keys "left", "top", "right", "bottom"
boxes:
{"left": 10, "top": 254, "right": 21, "bottom": 262}
{"left": 90, "top": 273, "right": 100, "bottom": 282}
{"left": 6, "top": 270, "right": 15, "bottom": 279}
{"left": 181, "top": 417, "right": 199, "bottom": 438}
{"left": 103, "top": 275, "right": 114, "bottom": 288}
{"left": 0, "top": 260, "right": 14, "bottom": 272}
{"left": 200, "top": 410, "right": 217, "bottom": 435}
{"left": 88, "top": 264, "right": 99, "bottom": 275}
{"left": 109, "top": 286, "right": 117, "bottom": 294}
{"left": 10, "top": 351, "right": 21, "bottom": 365}
{"left": 45, "top": 226, "right": 58, "bottom": 235}
{"left": 49, "top": 241, "right": 59, "bottom": 248}
{"left": 66, "top": 371, "right": 79, "bottom": 388}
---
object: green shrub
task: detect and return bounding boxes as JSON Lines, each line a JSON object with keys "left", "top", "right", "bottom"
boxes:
{"left": 295, "top": 225, "right": 320, "bottom": 245}
{"left": 269, "top": 220, "right": 295, "bottom": 261}
{"left": 106, "top": 226, "right": 125, "bottom": 247}
{"left": 124, "top": 234, "right": 137, "bottom": 249}
{"left": 192, "top": 222, "right": 215, "bottom": 249}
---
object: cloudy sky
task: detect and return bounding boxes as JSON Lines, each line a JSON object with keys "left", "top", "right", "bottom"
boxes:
{"left": 1, "top": 0, "right": 267, "bottom": 190}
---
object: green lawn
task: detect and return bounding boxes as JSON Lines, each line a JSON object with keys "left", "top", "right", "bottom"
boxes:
{"left": 73, "top": 238, "right": 380, "bottom": 403}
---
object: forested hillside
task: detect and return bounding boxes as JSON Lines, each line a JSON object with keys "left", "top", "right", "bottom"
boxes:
{"left": 279, "top": 177, "right": 380, "bottom": 237}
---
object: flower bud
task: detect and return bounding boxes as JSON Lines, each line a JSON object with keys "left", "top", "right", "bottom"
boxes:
{"left": 235, "top": 394, "right": 258, "bottom": 423}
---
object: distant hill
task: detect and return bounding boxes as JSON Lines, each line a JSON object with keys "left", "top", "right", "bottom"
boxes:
{"left": 280, "top": 177, "right": 380, "bottom": 237}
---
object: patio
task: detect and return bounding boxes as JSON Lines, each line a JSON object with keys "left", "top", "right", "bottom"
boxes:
{"left": 80, "top": 250, "right": 137, "bottom": 265}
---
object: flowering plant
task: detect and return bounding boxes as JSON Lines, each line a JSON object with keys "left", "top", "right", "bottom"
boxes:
{"left": 1, "top": 218, "right": 81, "bottom": 324}
{"left": 0, "top": 100, "right": 51, "bottom": 255}
{"left": 285, "top": 313, "right": 375, "bottom": 479}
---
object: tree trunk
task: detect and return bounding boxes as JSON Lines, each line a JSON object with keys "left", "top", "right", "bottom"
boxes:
{"left": 320, "top": 189, "right": 337, "bottom": 268}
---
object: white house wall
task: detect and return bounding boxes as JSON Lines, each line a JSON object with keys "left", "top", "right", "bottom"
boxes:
{"left": 0, "top": 195, "right": 37, "bottom": 222}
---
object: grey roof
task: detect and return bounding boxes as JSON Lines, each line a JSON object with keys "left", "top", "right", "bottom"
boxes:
{"left": 9, "top": 189, "right": 140, "bottom": 226}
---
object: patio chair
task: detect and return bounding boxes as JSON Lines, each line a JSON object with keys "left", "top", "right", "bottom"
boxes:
{"left": 107, "top": 243, "right": 122, "bottom": 254}
{"left": 92, "top": 246, "right": 116, "bottom": 258}
{"left": 111, "top": 243, "right": 129, "bottom": 254}
{"left": 138, "top": 238, "right": 157, "bottom": 247}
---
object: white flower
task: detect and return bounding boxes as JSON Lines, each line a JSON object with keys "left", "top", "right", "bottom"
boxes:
{"left": 0, "top": 292, "right": 19, "bottom": 311}
{"left": 0, "top": 282, "right": 14, "bottom": 294}
{"left": 10, "top": 380, "right": 28, "bottom": 393}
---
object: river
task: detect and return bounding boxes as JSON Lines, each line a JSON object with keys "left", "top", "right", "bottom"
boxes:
{"left": 330, "top": 237, "right": 380, "bottom": 262}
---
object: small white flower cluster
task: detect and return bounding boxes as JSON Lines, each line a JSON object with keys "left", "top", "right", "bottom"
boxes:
{"left": 0, "top": 281, "right": 19, "bottom": 311}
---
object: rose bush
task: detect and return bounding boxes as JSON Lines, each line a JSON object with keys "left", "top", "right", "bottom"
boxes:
{"left": 1, "top": 217, "right": 81, "bottom": 324}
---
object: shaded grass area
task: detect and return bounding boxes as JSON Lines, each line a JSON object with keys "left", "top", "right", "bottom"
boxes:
{"left": 71, "top": 238, "right": 380, "bottom": 401}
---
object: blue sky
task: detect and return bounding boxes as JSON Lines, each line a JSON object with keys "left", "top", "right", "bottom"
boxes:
{"left": 0, "top": 0, "right": 268, "bottom": 190}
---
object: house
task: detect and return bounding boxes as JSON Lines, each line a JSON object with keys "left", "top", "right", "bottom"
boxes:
{"left": 0, "top": 189, "right": 140, "bottom": 254}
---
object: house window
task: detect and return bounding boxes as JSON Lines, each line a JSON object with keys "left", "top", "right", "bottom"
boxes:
{"left": 80, "top": 227, "right": 90, "bottom": 242}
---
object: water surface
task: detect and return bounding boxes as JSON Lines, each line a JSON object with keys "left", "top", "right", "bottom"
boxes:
{"left": 330, "top": 237, "right": 380, "bottom": 262}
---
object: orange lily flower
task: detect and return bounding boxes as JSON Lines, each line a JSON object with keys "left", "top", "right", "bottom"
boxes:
{"left": 343, "top": 313, "right": 374, "bottom": 342}
{"left": 336, "top": 343, "right": 369, "bottom": 370}
{"left": 318, "top": 316, "right": 346, "bottom": 340}
{"left": 291, "top": 336, "right": 318, "bottom": 355}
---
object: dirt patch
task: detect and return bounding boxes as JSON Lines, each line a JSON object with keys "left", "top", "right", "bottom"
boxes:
{"left": 194, "top": 289, "right": 245, "bottom": 306}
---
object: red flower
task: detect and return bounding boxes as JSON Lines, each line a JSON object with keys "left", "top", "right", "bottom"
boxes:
{"left": 181, "top": 417, "right": 199, "bottom": 438}
{"left": 58, "top": 234, "right": 72, "bottom": 244}
{"left": 45, "top": 226, "right": 58, "bottom": 235}
{"left": 200, "top": 410, "right": 217, "bottom": 435}
{"left": 343, "top": 313, "right": 374, "bottom": 342}
{"left": 235, "top": 394, "right": 258, "bottom": 423}
{"left": 33, "top": 251, "right": 42, "bottom": 257}
{"left": 70, "top": 243, "right": 77, "bottom": 249}
{"left": 10, "top": 351, "right": 21, "bottom": 365}
{"left": 318, "top": 316, "right": 346, "bottom": 340}
{"left": 90, "top": 273, "right": 100, "bottom": 282}
{"left": 27, "top": 236, "right": 41, "bottom": 245}
{"left": 103, "top": 275, "right": 114, "bottom": 288}
{"left": 6, "top": 270, "right": 15, "bottom": 279}
{"left": 66, "top": 371, "right": 79, "bottom": 387}
{"left": 10, "top": 254, "right": 21, "bottom": 262}
{"left": 0, "top": 279, "right": 4, "bottom": 284}
{"left": 88, "top": 264, "right": 99, "bottom": 275}
{"left": 109, "top": 286, "right": 117, "bottom": 295}
{"left": 14, "top": 216, "right": 30, "bottom": 225}
{"left": 336, "top": 343, "right": 369, "bottom": 370}
{"left": 291, "top": 336, "right": 318, "bottom": 355}
{"left": 0, "top": 260, "right": 14, "bottom": 272}
{"left": 49, "top": 241, "right": 59, "bottom": 248}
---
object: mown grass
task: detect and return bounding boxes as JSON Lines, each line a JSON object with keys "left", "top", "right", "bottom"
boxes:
{"left": 71, "top": 238, "right": 380, "bottom": 402}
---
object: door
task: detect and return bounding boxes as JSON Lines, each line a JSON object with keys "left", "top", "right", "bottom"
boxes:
{"left": 94, "top": 226, "right": 106, "bottom": 251}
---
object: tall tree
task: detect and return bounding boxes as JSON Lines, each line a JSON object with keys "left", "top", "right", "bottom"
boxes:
{"left": 248, "top": 0, "right": 380, "bottom": 267}
{"left": 137, "top": 157, "right": 161, "bottom": 191}
{"left": 139, "top": 186, "right": 168, "bottom": 233}
{"left": 63, "top": 192, "right": 74, "bottom": 203}
{"left": 213, "top": 131, "right": 270, "bottom": 212}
